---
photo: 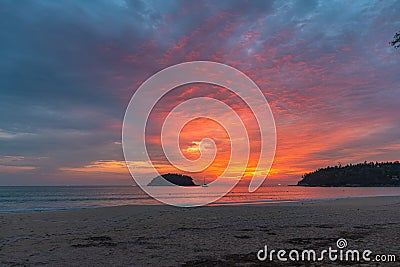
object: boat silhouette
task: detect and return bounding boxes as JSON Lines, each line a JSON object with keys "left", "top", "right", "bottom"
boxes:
{"left": 202, "top": 176, "right": 208, "bottom": 188}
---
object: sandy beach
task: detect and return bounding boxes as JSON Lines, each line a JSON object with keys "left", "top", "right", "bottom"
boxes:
{"left": 0, "top": 196, "right": 399, "bottom": 266}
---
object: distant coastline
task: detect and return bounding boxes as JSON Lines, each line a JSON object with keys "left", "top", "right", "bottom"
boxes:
{"left": 297, "top": 161, "right": 400, "bottom": 187}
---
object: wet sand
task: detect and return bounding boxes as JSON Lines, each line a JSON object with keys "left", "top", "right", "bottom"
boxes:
{"left": 0, "top": 196, "right": 399, "bottom": 266}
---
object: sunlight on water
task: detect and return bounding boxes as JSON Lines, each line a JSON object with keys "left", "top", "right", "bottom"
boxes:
{"left": 1, "top": 185, "right": 400, "bottom": 212}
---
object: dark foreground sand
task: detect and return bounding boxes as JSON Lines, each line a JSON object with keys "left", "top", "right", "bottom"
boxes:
{"left": 0, "top": 196, "right": 399, "bottom": 266}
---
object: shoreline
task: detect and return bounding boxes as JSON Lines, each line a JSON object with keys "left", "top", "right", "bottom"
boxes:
{"left": 2, "top": 193, "right": 400, "bottom": 214}
{"left": 1, "top": 196, "right": 399, "bottom": 266}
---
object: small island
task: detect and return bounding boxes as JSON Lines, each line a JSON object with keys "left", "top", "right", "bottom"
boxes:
{"left": 147, "top": 173, "right": 198, "bottom": 186}
{"left": 298, "top": 161, "right": 400, "bottom": 187}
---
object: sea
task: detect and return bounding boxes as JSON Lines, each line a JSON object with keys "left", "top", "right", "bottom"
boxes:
{"left": 1, "top": 185, "right": 400, "bottom": 213}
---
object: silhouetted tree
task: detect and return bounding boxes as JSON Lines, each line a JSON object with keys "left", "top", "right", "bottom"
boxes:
{"left": 298, "top": 161, "right": 400, "bottom": 186}
{"left": 390, "top": 31, "right": 400, "bottom": 48}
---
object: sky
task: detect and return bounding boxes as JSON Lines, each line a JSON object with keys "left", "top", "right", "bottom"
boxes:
{"left": 0, "top": 0, "right": 399, "bottom": 186}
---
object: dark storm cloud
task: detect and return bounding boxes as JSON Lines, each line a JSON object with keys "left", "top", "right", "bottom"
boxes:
{"left": 0, "top": 0, "right": 162, "bottom": 183}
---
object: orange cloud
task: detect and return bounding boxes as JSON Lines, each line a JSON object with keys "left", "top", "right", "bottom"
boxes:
{"left": 0, "top": 165, "right": 37, "bottom": 172}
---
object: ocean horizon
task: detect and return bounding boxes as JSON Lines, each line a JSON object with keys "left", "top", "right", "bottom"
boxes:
{"left": 1, "top": 185, "right": 400, "bottom": 213}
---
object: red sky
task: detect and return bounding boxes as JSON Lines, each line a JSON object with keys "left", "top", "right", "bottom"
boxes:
{"left": 0, "top": 0, "right": 399, "bottom": 185}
